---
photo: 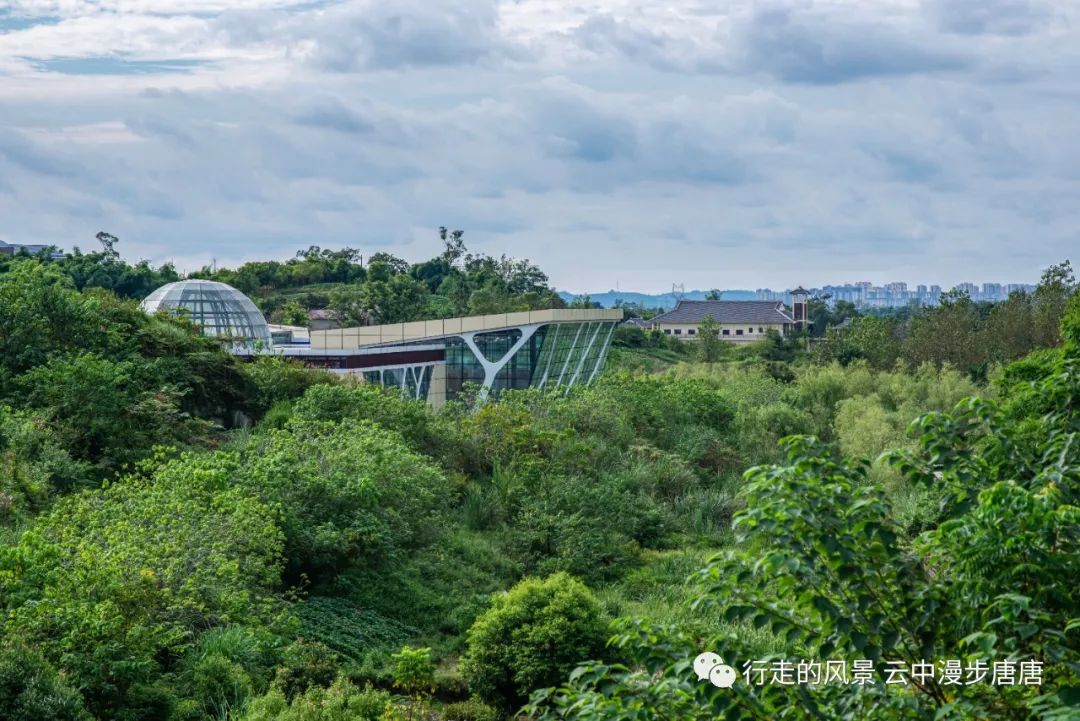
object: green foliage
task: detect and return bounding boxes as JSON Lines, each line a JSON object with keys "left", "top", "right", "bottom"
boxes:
{"left": 816, "top": 260, "right": 1077, "bottom": 377}
{"left": 240, "top": 677, "right": 390, "bottom": 721}
{"left": 0, "top": 452, "right": 286, "bottom": 717}
{"left": 0, "top": 639, "right": 91, "bottom": 721}
{"left": 295, "top": 597, "right": 417, "bottom": 664}
{"left": 0, "top": 262, "right": 256, "bottom": 478}
{"left": 462, "top": 573, "right": 610, "bottom": 711}
{"left": 242, "top": 417, "right": 449, "bottom": 580}
{"left": 288, "top": 383, "right": 437, "bottom": 452}
{"left": 272, "top": 640, "right": 341, "bottom": 701}
{"left": 696, "top": 314, "right": 723, "bottom": 363}
{"left": 611, "top": 325, "right": 645, "bottom": 348}
{"left": 441, "top": 698, "right": 499, "bottom": 721}
{"left": 15, "top": 353, "right": 216, "bottom": 474}
{"left": 527, "top": 314, "right": 1080, "bottom": 720}
{"left": 243, "top": 356, "right": 336, "bottom": 417}
{"left": 845, "top": 315, "right": 903, "bottom": 369}
{"left": 0, "top": 406, "right": 90, "bottom": 524}
{"left": 391, "top": 646, "right": 435, "bottom": 697}
{"left": 5, "top": 244, "right": 1078, "bottom": 721}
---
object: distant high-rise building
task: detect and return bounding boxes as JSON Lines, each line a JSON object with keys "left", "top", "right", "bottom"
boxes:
{"left": 748, "top": 279, "right": 1027, "bottom": 309}
{"left": 0, "top": 240, "right": 64, "bottom": 258}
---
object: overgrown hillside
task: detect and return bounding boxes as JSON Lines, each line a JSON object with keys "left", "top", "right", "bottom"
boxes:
{"left": 1, "top": 252, "right": 1077, "bottom": 721}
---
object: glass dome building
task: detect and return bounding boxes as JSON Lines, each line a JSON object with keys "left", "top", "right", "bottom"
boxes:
{"left": 141, "top": 280, "right": 272, "bottom": 346}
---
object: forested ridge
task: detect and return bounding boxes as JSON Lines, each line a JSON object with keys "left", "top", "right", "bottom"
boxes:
{"left": 1, "top": 247, "right": 1078, "bottom": 721}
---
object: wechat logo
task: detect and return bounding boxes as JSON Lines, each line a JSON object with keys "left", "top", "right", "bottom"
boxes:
{"left": 694, "top": 652, "right": 738, "bottom": 688}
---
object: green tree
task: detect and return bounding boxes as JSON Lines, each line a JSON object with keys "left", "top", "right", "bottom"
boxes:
{"left": 697, "top": 314, "right": 722, "bottom": 362}
{"left": 277, "top": 300, "right": 310, "bottom": 326}
{"left": 240, "top": 677, "right": 390, "bottom": 721}
{"left": 526, "top": 302, "right": 1080, "bottom": 720}
{"left": 0, "top": 640, "right": 91, "bottom": 721}
{"left": 391, "top": 646, "right": 435, "bottom": 720}
{"left": 462, "top": 573, "right": 609, "bottom": 711}
{"left": 847, "top": 316, "right": 902, "bottom": 369}
{"left": 0, "top": 452, "right": 285, "bottom": 717}
{"left": 905, "top": 291, "right": 983, "bottom": 373}
{"left": 1032, "top": 260, "right": 1076, "bottom": 348}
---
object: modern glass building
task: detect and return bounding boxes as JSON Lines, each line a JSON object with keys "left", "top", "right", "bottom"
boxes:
{"left": 290, "top": 309, "right": 623, "bottom": 406}
{"left": 140, "top": 278, "right": 622, "bottom": 406}
{"left": 140, "top": 280, "right": 273, "bottom": 346}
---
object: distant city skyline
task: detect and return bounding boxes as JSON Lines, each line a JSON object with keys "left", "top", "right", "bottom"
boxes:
{"left": 564, "top": 278, "right": 1043, "bottom": 310}
{"left": 754, "top": 281, "right": 1038, "bottom": 308}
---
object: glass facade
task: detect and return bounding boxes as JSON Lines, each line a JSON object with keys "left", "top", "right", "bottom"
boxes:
{"left": 407, "top": 320, "right": 616, "bottom": 403}
{"left": 141, "top": 280, "right": 271, "bottom": 345}
{"left": 362, "top": 365, "right": 433, "bottom": 401}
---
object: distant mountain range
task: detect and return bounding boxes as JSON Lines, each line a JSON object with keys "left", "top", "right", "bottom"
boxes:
{"left": 558, "top": 289, "right": 758, "bottom": 309}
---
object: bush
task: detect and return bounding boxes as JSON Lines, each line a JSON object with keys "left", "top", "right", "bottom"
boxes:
{"left": 273, "top": 640, "right": 340, "bottom": 701}
{"left": 390, "top": 646, "right": 435, "bottom": 697}
{"left": 245, "top": 356, "right": 334, "bottom": 418}
{"left": 0, "top": 453, "right": 284, "bottom": 719}
{"left": 240, "top": 677, "right": 390, "bottom": 721}
{"left": 442, "top": 698, "right": 499, "bottom": 721}
{"left": 243, "top": 418, "right": 450, "bottom": 581}
{"left": 0, "top": 640, "right": 90, "bottom": 721}
{"left": 461, "top": 573, "right": 609, "bottom": 711}
{"left": 433, "top": 665, "right": 470, "bottom": 701}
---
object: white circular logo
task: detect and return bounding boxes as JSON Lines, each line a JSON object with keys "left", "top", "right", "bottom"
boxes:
{"left": 694, "top": 652, "right": 737, "bottom": 688}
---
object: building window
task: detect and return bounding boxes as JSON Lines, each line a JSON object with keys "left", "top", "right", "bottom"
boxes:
{"left": 759, "top": 327, "right": 764, "bottom": 333}
{"left": 722, "top": 329, "right": 730, "bottom": 336}
{"left": 688, "top": 328, "right": 696, "bottom": 335}
{"left": 664, "top": 329, "right": 671, "bottom": 334}
{"left": 736, "top": 329, "right": 744, "bottom": 336}
{"left": 674, "top": 329, "right": 682, "bottom": 335}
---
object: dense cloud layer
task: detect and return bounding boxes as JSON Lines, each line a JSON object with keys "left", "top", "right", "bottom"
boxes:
{"left": 1, "top": 0, "right": 1078, "bottom": 290}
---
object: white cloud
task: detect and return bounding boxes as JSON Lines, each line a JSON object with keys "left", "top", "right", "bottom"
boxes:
{"left": 1, "top": 0, "right": 1079, "bottom": 290}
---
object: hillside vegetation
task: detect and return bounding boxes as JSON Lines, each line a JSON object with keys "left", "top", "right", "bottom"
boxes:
{"left": 0, "top": 248, "right": 1077, "bottom": 721}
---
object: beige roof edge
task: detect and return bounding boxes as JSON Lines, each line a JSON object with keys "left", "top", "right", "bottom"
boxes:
{"left": 311, "top": 308, "right": 624, "bottom": 349}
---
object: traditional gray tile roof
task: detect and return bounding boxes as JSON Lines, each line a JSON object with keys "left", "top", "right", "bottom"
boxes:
{"left": 650, "top": 300, "right": 794, "bottom": 325}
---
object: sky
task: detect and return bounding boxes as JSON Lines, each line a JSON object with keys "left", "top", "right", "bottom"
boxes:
{"left": 1, "top": 0, "right": 1078, "bottom": 293}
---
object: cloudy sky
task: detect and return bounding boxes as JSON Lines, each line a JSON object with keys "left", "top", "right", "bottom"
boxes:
{"left": 1, "top": 0, "right": 1078, "bottom": 292}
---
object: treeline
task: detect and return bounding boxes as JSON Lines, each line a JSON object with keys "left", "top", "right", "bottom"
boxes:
{"left": 610, "top": 261, "right": 1076, "bottom": 383}
{"left": 0, "top": 228, "right": 568, "bottom": 327}
{"left": 193, "top": 229, "right": 566, "bottom": 325}
{"left": 814, "top": 261, "right": 1075, "bottom": 378}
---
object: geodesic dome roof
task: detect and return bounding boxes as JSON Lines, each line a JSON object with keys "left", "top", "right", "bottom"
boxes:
{"left": 141, "top": 280, "right": 272, "bottom": 345}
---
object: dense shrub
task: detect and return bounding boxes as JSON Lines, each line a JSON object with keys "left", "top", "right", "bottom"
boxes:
{"left": 0, "top": 453, "right": 285, "bottom": 718}
{"left": 243, "top": 356, "right": 336, "bottom": 417}
{"left": 461, "top": 573, "right": 609, "bottom": 711}
{"left": 243, "top": 418, "right": 450, "bottom": 581}
{"left": 0, "top": 640, "right": 90, "bottom": 721}
{"left": 240, "top": 677, "right": 390, "bottom": 721}
{"left": 442, "top": 698, "right": 499, "bottom": 721}
{"left": 0, "top": 406, "right": 89, "bottom": 524}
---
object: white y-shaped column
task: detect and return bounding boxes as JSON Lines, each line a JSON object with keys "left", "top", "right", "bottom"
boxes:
{"left": 460, "top": 323, "right": 543, "bottom": 401}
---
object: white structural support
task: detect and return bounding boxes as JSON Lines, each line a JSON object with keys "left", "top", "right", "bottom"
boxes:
{"left": 460, "top": 323, "right": 544, "bottom": 401}
{"left": 537, "top": 323, "right": 561, "bottom": 389}
{"left": 554, "top": 322, "right": 586, "bottom": 389}
{"left": 586, "top": 321, "right": 617, "bottom": 387}
{"left": 330, "top": 361, "right": 435, "bottom": 401}
{"left": 333, "top": 320, "right": 618, "bottom": 404}
{"left": 567, "top": 322, "right": 604, "bottom": 391}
